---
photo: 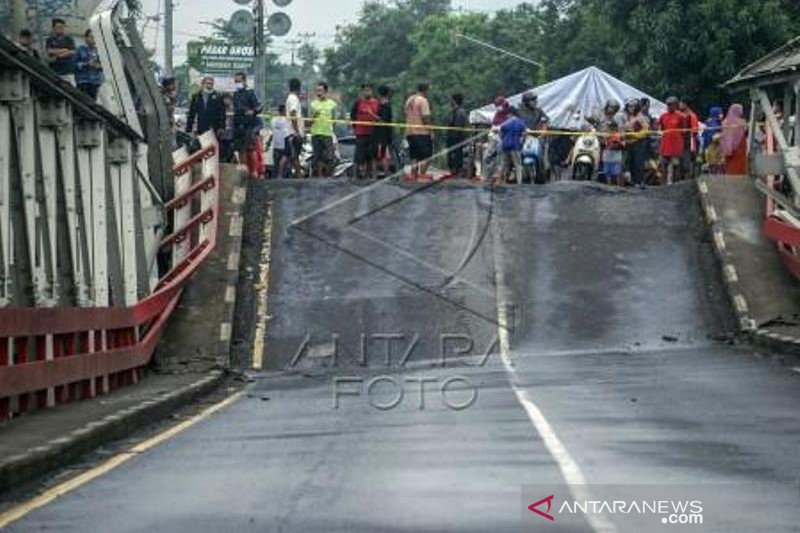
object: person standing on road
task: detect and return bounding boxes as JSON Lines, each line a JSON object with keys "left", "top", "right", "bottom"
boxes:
{"left": 701, "top": 106, "right": 724, "bottom": 153}
{"left": 519, "top": 92, "right": 549, "bottom": 130}
{"left": 186, "top": 76, "right": 226, "bottom": 138}
{"left": 309, "top": 82, "right": 338, "bottom": 178}
{"left": 658, "top": 96, "right": 686, "bottom": 185}
{"left": 271, "top": 105, "right": 291, "bottom": 179}
{"left": 374, "top": 85, "right": 395, "bottom": 177}
{"left": 720, "top": 103, "right": 748, "bottom": 176}
{"left": 603, "top": 121, "right": 626, "bottom": 187}
{"left": 285, "top": 78, "right": 305, "bottom": 178}
{"left": 496, "top": 107, "right": 526, "bottom": 185}
{"left": 75, "top": 29, "right": 104, "bottom": 101}
{"left": 46, "top": 18, "right": 76, "bottom": 85}
{"left": 405, "top": 83, "right": 434, "bottom": 180}
{"left": 446, "top": 93, "right": 469, "bottom": 179}
{"left": 492, "top": 96, "right": 511, "bottom": 127}
{"left": 679, "top": 98, "right": 700, "bottom": 179}
{"left": 16, "top": 29, "right": 40, "bottom": 60}
{"left": 623, "top": 98, "right": 649, "bottom": 188}
{"left": 351, "top": 83, "right": 380, "bottom": 180}
{"left": 233, "top": 72, "right": 264, "bottom": 180}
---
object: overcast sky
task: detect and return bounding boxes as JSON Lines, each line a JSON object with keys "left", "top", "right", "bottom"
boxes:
{"left": 139, "top": 0, "right": 525, "bottom": 65}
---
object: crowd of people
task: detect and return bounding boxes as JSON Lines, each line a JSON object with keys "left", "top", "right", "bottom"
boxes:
{"left": 488, "top": 94, "right": 750, "bottom": 186}
{"left": 11, "top": 18, "right": 753, "bottom": 186}
{"left": 13, "top": 19, "right": 104, "bottom": 102}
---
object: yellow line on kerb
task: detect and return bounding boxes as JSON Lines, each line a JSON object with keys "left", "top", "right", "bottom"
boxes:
{"left": 0, "top": 391, "right": 244, "bottom": 529}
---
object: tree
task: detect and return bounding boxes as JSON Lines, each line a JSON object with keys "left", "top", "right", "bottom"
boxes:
{"left": 322, "top": 0, "right": 800, "bottom": 118}
{"left": 323, "top": 0, "right": 452, "bottom": 103}
{"left": 297, "top": 43, "right": 321, "bottom": 77}
{"left": 537, "top": 0, "right": 800, "bottom": 109}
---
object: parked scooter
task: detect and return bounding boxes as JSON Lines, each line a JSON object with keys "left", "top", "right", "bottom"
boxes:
{"left": 521, "top": 134, "right": 542, "bottom": 184}
{"left": 571, "top": 129, "right": 601, "bottom": 181}
{"left": 480, "top": 129, "right": 502, "bottom": 180}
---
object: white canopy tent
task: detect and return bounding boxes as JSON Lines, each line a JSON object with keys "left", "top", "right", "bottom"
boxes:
{"left": 469, "top": 66, "right": 667, "bottom": 129}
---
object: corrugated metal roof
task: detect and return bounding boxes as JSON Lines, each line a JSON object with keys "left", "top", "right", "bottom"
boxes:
{"left": 726, "top": 36, "right": 800, "bottom": 88}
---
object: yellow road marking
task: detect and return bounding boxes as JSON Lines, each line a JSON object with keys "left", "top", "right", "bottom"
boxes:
{"left": 0, "top": 391, "right": 244, "bottom": 529}
{"left": 252, "top": 202, "right": 274, "bottom": 371}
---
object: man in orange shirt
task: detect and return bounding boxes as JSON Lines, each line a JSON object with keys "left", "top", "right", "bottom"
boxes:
{"left": 680, "top": 98, "right": 700, "bottom": 180}
{"left": 658, "top": 97, "right": 686, "bottom": 185}
{"left": 405, "top": 83, "right": 433, "bottom": 180}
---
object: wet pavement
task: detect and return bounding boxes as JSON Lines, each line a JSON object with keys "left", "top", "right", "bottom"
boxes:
{"left": 5, "top": 180, "right": 800, "bottom": 532}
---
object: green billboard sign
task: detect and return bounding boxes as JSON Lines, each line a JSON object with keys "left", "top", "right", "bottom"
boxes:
{"left": 187, "top": 42, "right": 255, "bottom": 75}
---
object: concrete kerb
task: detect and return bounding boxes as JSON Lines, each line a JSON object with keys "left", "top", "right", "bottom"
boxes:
{"left": 0, "top": 371, "right": 226, "bottom": 495}
{"left": 696, "top": 176, "right": 800, "bottom": 357}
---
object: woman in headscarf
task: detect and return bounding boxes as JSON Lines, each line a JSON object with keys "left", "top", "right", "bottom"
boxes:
{"left": 721, "top": 104, "right": 748, "bottom": 175}
{"left": 492, "top": 96, "right": 512, "bottom": 126}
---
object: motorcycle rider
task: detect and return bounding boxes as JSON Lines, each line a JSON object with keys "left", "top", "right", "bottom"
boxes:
{"left": 519, "top": 92, "right": 551, "bottom": 179}
{"left": 519, "top": 92, "right": 549, "bottom": 130}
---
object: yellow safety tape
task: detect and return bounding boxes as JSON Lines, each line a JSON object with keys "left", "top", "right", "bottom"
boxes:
{"left": 261, "top": 112, "right": 747, "bottom": 139}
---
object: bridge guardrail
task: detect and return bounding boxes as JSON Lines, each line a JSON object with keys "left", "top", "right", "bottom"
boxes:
{"left": 0, "top": 134, "right": 220, "bottom": 420}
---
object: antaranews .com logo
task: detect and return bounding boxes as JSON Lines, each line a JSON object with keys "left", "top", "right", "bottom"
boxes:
{"left": 527, "top": 493, "right": 703, "bottom": 526}
{"left": 521, "top": 484, "right": 799, "bottom": 532}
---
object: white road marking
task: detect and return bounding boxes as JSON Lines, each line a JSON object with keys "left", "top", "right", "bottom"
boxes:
{"left": 491, "top": 212, "right": 616, "bottom": 533}
{"left": 224, "top": 284, "right": 237, "bottom": 304}
{"left": 707, "top": 206, "right": 718, "bottom": 223}
{"left": 219, "top": 322, "right": 232, "bottom": 342}
{"left": 724, "top": 264, "right": 738, "bottom": 283}
{"left": 714, "top": 231, "right": 726, "bottom": 252}
{"left": 227, "top": 252, "right": 240, "bottom": 271}
{"left": 229, "top": 214, "right": 244, "bottom": 238}
{"left": 733, "top": 294, "right": 749, "bottom": 314}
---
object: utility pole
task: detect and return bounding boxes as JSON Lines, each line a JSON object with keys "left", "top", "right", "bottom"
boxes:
{"left": 286, "top": 38, "right": 302, "bottom": 67}
{"left": 164, "top": 0, "right": 174, "bottom": 77}
{"left": 254, "top": 0, "right": 267, "bottom": 105}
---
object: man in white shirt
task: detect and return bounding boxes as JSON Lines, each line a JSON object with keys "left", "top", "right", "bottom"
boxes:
{"left": 285, "top": 78, "right": 305, "bottom": 178}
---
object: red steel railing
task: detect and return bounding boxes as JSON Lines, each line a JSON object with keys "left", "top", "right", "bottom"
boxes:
{"left": 0, "top": 138, "right": 220, "bottom": 420}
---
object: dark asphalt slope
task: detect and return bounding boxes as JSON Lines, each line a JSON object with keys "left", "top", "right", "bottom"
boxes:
{"left": 264, "top": 180, "right": 500, "bottom": 371}
{"left": 8, "top": 181, "right": 800, "bottom": 533}
{"left": 495, "top": 182, "right": 736, "bottom": 354}
{"left": 263, "top": 180, "right": 734, "bottom": 372}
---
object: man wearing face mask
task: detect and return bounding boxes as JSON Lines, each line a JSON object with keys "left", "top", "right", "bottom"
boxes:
{"left": 186, "top": 76, "right": 226, "bottom": 137}
{"left": 233, "top": 72, "right": 265, "bottom": 179}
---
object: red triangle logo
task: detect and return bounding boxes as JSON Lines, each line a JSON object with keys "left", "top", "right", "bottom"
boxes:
{"left": 528, "top": 495, "right": 555, "bottom": 521}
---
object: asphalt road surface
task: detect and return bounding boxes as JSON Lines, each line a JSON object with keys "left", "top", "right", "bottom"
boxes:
{"left": 7, "top": 181, "right": 800, "bottom": 532}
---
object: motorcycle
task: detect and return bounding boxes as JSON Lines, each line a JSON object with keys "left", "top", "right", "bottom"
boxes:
{"left": 571, "top": 129, "right": 601, "bottom": 181}
{"left": 521, "top": 134, "right": 543, "bottom": 184}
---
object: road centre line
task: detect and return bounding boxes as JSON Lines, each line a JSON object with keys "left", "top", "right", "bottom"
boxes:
{"left": 490, "top": 201, "right": 617, "bottom": 533}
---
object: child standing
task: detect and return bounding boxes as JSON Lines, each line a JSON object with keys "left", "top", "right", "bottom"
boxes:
{"left": 271, "top": 104, "right": 291, "bottom": 179}
{"left": 705, "top": 133, "right": 726, "bottom": 175}
{"left": 603, "top": 122, "right": 625, "bottom": 186}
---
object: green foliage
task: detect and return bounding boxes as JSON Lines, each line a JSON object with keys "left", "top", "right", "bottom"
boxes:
{"left": 322, "top": 0, "right": 800, "bottom": 115}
